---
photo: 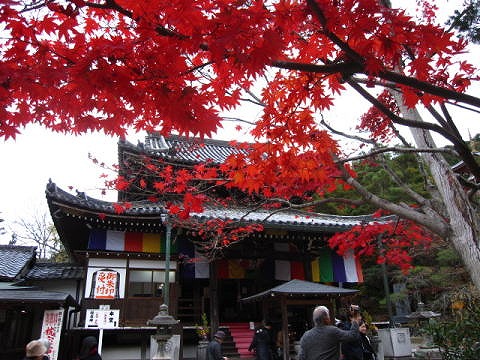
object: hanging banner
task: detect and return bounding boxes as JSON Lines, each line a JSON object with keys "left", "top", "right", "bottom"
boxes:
{"left": 41, "top": 309, "right": 64, "bottom": 360}
{"left": 93, "top": 270, "right": 119, "bottom": 299}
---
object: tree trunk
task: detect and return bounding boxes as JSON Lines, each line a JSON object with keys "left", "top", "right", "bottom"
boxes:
{"left": 393, "top": 94, "right": 480, "bottom": 290}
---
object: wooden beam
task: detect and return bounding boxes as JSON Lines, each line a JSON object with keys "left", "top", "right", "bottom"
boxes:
{"left": 281, "top": 296, "right": 289, "bottom": 360}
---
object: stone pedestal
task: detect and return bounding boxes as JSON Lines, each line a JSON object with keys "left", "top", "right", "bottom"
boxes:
{"left": 196, "top": 340, "right": 209, "bottom": 360}
{"left": 371, "top": 335, "right": 384, "bottom": 360}
{"left": 147, "top": 304, "right": 182, "bottom": 360}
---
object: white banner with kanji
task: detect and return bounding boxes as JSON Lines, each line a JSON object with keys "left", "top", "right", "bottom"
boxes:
{"left": 85, "top": 309, "right": 120, "bottom": 328}
{"left": 93, "top": 270, "right": 118, "bottom": 299}
{"left": 41, "top": 309, "right": 64, "bottom": 360}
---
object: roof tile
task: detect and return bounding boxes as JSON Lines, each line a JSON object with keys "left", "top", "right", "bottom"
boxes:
{"left": 0, "top": 245, "right": 36, "bottom": 281}
{"left": 26, "top": 263, "right": 84, "bottom": 280}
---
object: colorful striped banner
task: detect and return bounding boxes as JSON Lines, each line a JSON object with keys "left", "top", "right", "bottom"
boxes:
{"left": 311, "top": 249, "right": 363, "bottom": 283}
{"left": 194, "top": 249, "right": 210, "bottom": 279}
{"left": 274, "top": 260, "right": 305, "bottom": 281}
{"left": 88, "top": 230, "right": 174, "bottom": 254}
{"left": 217, "top": 259, "right": 257, "bottom": 279}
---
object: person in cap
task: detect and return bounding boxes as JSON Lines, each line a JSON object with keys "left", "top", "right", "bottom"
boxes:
{"left": 23, "top": 339, "right": 50, "bottom": 360}
{"left": 207, "top": 330, "right": 229, "bottom": 360}
{"left": 249, "top": 320, "right": 274, "bottom": 359}
{"left": 76, "top": 336, "right": 102, "bottom": 360}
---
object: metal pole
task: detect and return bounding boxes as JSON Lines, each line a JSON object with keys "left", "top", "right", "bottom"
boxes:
{"left": 164, "top": 217, "right": 172, "bottom": 308}
{"left": 378, "top": 234, "right": 394, "bottom": 327}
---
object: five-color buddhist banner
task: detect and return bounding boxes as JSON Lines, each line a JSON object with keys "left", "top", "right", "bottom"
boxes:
{"left": 88, "top": 230, "right": 363, "bottom": 283}
{"left": 310, "top": 249, "right": 363, "bottom": 283}
{"left": 88, "top": 229, "right": 175, "bottom": 253}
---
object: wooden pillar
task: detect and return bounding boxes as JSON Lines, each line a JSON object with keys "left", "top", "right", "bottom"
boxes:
{"left": 209, "top": 261, "right": 219, "bottom": 333}
{"left": 281, "top": 296, "right": 289, "bottom": 360}
{"left": 262, "top": 299, "right": 268, "bottom": 321}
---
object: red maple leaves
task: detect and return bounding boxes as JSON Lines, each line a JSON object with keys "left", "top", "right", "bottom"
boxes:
{"left": 2, "top": 0, "right": 478, "bottom": 270}
{"left": 328, "top": 214, "right": 433, "bottom": 273}
{"left": 1, "top": 1, "right": 475, "bottom": 140}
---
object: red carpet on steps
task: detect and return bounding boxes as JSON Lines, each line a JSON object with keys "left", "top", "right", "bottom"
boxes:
{"left": 222, "top": 322, "right": 255, "bottom": 358}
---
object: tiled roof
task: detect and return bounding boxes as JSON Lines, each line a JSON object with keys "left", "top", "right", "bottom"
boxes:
{"left": 0, "top": 289, "right": 78, "bottom": 307}
{"left": 46, "top": 181, "right": 393, "bottom": 232}
{"left": 25, "top": 263, "right": 84, "bottom": 280}
{"left": 240, "top": 279, "right": 358, "bottom": 302}
{"left": 0, "top": 245, "right": 36, "bottom": 281}
{"left": 141, "top": 134, "right": 249, "bottom": 164}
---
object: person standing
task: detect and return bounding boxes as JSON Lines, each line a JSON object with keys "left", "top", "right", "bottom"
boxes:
{"left": 77, "top": 336, "right": 102, "bottom": 360}
{"left": 298, "top": 305, "right": 366, "bottom": 360}
{"left": 207, "top": 330, "right": 229, "bottom": 360}
{"left": 359, "top": 325, "right": 377, "bottom": 360}
{"left": 340, "top": 305, "right": 377, "bottom": 360}
{"left": 341, "top": 305, "right": 365, "bottom": 360}
{"left": 248, "top": 320, "right": 274, "bottom": 359}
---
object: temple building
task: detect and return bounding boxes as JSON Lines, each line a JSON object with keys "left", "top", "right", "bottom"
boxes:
{"left": 42, "top": 134, "right": 380, "bottom": 359}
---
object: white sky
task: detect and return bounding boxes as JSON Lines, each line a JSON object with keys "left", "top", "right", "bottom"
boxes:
{"left": 1, "top": 0, "right": 479, "bottom": 245}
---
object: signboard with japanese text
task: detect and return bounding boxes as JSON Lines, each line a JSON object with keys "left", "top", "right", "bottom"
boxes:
{"left": 85, "top": 265, "right": 126, "bottom": 299}
{"left": 93, "top": 270, "right": 119, "bottom": 299}
{"left": 85, "top": 309, "right": 120, "bottom": 328}
{"left": 41, "top": 309, "right": 64, "bottom": 360}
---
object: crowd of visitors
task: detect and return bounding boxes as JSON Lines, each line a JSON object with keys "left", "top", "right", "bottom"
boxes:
{"left": 246, "top": 304, "right": 377, "bottom": 360}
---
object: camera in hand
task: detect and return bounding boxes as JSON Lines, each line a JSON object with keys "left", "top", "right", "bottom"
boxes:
{"left": 349, "top": 304, "right": 360, "bottom": 315}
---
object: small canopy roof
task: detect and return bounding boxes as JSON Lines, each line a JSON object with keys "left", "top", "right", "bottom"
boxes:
{"left": 406, "top": 310, "right": 441, "bottom": 319}
{"left": 240, "top": 279, "right": 358, "bottom": 303}
{"left": 0, "top": 290, "right": 79, "bottom": 308}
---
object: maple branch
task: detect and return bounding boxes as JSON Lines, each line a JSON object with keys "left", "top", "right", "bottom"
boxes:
{"left": 222, "top": 117, "right": 256, "bottom": 126}
{"left": 264, "top": 197, "right": 365, "bottom": 209}
{"left": 440, "top": 102, "right": 480, "bottom": 182}
{"left": 272, "top": 59, "right": 480, "bottom": 109}
{"left": 336, "top": 147, "right": 457, "bottom": 164}
{"left": 345, "top": 78, "right": 463, "bottom": 144}
{"left": 306, "top": 0, "right": 365, "bottom": 65}
{"left": 318, "top": 116, "right": 376, "bottom": 145}
{"left": 244, "top": 89, "right": 265, "bottom": 107}
{"left": 21, "top": 1, "right": 46, "bottom": 12}
{"left": 333, "top": 155, "right": 450, "bottom": 237}
{"left": 447, "top": 101, "right": 480, "bottom": 115}
{"left": 379, "top": 70, "right": 480, "bottom": 109}
{"left": 271, "top": 60, "right": 362, "bottom": 75}
{"left": 376, "top": 156, "right": 437, "bottom": 213}
{"left": 84, "top": 0, "right": 132, "bottom": 18}
{"left": 84, "top": 1, "right": 189, "bottom": 40}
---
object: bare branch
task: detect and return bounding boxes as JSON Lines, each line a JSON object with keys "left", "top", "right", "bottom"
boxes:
{"left": 336, "top": 146, "right": 457, "bottom": 164}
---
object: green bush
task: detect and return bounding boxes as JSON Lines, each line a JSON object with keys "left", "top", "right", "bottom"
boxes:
{"left": 422, "top": 307, "right": 480, "bottom": 360}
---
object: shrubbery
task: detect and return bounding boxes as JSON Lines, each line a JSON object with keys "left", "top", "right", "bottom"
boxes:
{"left": 423, "top": 305, "right": 480, "bottom": 360}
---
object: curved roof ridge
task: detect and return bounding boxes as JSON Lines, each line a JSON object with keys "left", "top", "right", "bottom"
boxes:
{"left": 46, "top": 181, "right": 395, "bottom": 232}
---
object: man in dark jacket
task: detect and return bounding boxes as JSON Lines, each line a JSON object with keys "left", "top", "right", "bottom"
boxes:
{"left": 298, "top": 305, "right": 366, "bottom": 360}
{"left": 207, "top": 330, "right": 229, "bottom": 360}
{"left": 249, "top": 320, "right": 274, "bottom": 359}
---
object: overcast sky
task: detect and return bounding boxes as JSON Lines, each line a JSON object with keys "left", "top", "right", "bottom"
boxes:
{"left": 1, "top": 0, "right": 479, "bottom": 245}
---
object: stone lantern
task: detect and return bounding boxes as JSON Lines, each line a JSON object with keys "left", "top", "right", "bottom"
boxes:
{"left": 147, "top": 304, "right": 181, "bottom": 360}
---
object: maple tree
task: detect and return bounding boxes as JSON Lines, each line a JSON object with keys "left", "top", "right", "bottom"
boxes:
{"left": 2, "top": 1, "right": 480, "bottom": 288}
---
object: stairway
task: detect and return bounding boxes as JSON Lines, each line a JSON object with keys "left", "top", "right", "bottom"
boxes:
{"left": 221, "top": 322, "right": 255, "bottom": 359}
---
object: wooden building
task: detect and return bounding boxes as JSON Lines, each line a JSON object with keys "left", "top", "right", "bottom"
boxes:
{"left": 45, "top": 134, "right": 381, "bottom": 359}
{"left": 0, "top": 245, "right": 82, "bottom": 360}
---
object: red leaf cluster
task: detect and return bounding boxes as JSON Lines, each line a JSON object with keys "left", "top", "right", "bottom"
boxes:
{"left": 328, "top": 217, "right": 433, "bottom": 273}
{"left": 1, "top": 1, "right": 476, "bottom": 139}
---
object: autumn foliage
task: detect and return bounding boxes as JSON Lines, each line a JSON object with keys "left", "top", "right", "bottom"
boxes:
{"left": 2, "top": 1, "right": 479, "bottom": 270}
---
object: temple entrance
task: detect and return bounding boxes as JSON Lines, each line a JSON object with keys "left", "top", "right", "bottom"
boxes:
{"left": 219, "top": 279, "right": 259, "bottom": 323}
